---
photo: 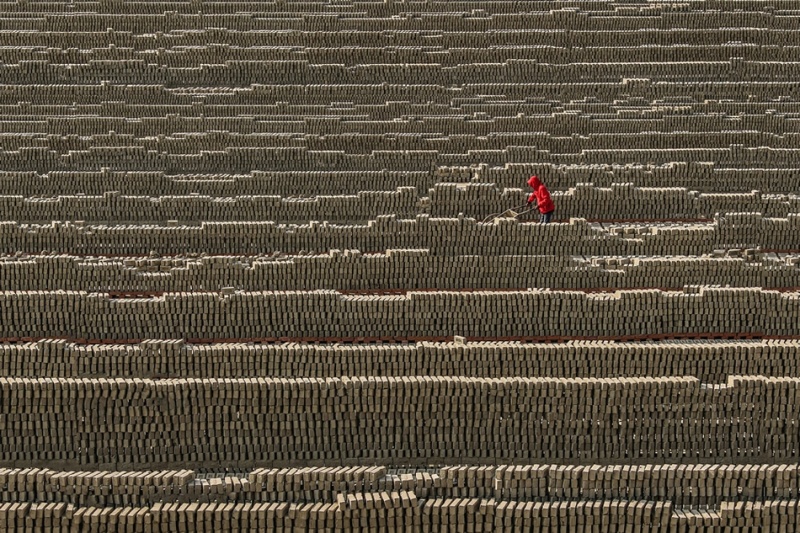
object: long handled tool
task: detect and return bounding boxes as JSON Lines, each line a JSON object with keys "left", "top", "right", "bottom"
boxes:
{"left": 481, "top": 204, "right": 537, "bottom": 223}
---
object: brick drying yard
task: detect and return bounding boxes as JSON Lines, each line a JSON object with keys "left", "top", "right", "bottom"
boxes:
{"left": 0, "top": 0, "right": 799, "bottom": 530}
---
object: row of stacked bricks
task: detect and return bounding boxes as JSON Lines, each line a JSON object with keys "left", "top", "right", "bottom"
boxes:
{"left": 0, "top": 288, "right": 798, "bottom": 340}
{"left": 1, "top": 184, "right": 800, "bottom": 223}
{"left": 9, "top": 498, "right": 800, "bottom": 532}
{"left": 0, "top": 376, "right": 796, "bottom": 466}
{"left": 1, "top": 214, "right": 799, "bottom": 255}
{"left": 4, "top": 466, "right": 800, "bottom": 530}
{"left": 1, "top": 166, "right": 797, "bottom": 197}
{"left": 4, "top": 339, "right": 800, "bottom": 383}
{"left": 5, "top": 464, "right": 800, "bottom": 512}
{"left": 2, "top": 0, "right": 800, "bottom": 531}
{"left": 0, "top": 251, "right": 799, "bottom": 291}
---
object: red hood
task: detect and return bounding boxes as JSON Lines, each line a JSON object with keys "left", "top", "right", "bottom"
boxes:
{"left": 528, "top": 176, "right": 542, "bottom": 189}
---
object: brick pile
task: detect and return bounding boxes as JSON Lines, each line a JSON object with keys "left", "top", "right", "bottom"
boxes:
{"left": 2, "top": 339, "right": 799, "bottom": 384}
{"left": 0, "top": 375, "right": 795, "bottom": 468}
{"left": 1, "top": 0, "right": 800, "bottom": 530}
{"left": 3, "top": 183, "right": 799, "bottom": 224}
{"left": 430, "top": 182, "right": 800, "bottom": 221}
{"left": 2, "top": 215, "right": 799, "bottom": 256}
{"left": 0, "top": 287, "right": 797, "bottom": 341}
{"left": 2, "top": 251, "right": 797, "bottom": 292}
{"left": 0, "top": 188, "right": 420, "bottom": 224}
{"left": 2, "top": 465, "right": 800, "bottom": 530}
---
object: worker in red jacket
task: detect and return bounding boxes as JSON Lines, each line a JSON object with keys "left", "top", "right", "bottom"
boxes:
{"left": 526, "top": 176, "right": 555, "bottom": 223}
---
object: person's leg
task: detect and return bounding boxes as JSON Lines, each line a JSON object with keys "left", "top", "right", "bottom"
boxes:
{"left": 541, "top": 211, "right": 553, "bottom": 224}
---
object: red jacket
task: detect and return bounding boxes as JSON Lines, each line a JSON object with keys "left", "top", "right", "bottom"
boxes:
{"left": 527, "top": 176, "right": 555, "bottom": 214}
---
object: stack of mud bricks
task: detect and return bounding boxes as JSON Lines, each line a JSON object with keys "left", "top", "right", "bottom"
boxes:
{"left": 429, "top": 182, "right": 800, "bottom": 220}
{"left": 0, "top": 160, "right": 794, "bottom": 197}
{"left": 3, "top": 215, "right": 799, "bottom": 256}
{"left": 0, "top": 376, "right": 794, "bottom": 467}
{"left": 1, "top": 251, "right": 798, "bottom": 292}
{"left": 0, "top": 469, "right": 195, "bottom": 507}
{"left": 3, "top": 1, "right": 800, "bottom": 531}
{"left": 2, "top": 464, "right": 800, "bottom": 530}
{"left": 485, "top": 163, "right": 800, "bottom": 194}
{"left": 0, "top": 188, "right": 420, "bottom": 224}
{"left": 0, "top": 287, "right": 798, "bottom": 340}
{"left": 4, "top": 338, "right": 800, "bottom": 385}
{"left": 0, "top": 170, "right": 436, "bottom": 197}
{"left": 0, "top": 8, "right": 799, "bottom": 196}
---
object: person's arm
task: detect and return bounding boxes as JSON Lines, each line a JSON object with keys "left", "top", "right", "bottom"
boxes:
{"left": 526, "top": 192, "right": 537, "bottom": 207}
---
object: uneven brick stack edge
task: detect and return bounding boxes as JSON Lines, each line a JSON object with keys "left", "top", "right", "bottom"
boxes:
{"left": 1, "top": 0, "right": 799, "bottom": 531}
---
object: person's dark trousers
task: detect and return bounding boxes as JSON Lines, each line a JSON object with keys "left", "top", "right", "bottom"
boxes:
{"left": 540, "top": 210, "right": 554, "bottom": 224}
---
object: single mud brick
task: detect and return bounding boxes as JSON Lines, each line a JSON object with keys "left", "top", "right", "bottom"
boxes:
{"left": 70, "top": 507, "right": 88, "bottom": 531}
{"left": 336, "top": 494, "right": 347, "bottom": 512}
{"left": 202, "top": 502, "right": 219, "bottom": 527}
{"left": 0, "top": 503, "right": 10, "bottom": 530}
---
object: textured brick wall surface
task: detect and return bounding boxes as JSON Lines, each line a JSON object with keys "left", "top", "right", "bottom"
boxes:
{"left": 2, "top": 339, "right": 798, "bottom": 383}
{"left": 0, "top": 376, "right": 794, "bottom": 468}
{"left": 2, "top": 214, "right": 799, "bottom": 255}
{"left": 1, "top": 0, "right": 800, "bottom": 530}
{"left": 0, "top": 465, "right": 798, "bottom": 530}
{"left": 0, "top": 287, "right": 798, "bottom": 340}
{"left": 1, "top": 251, "right": 798, "bottom": 291}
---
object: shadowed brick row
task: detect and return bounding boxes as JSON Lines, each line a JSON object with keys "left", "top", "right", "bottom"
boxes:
{"left": 0, "top": 288, "right": 797, "bottom": 341}
{"left": 0, "top": 339, "right": 797, "bottom": 385}
{"left": 2, "top": 215, "right": 797, "bottom": 256}
{"left": 1, "top": 251, "right": 797, "bottom": 292}
{"left": 1, "top": 1, "right": 799, "bottom": 530}
{"left": 0, "top": 376, "right": 797, "bottom": 468}
{"left": 3, "top": 184, "right": 800, "bottom": 223}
